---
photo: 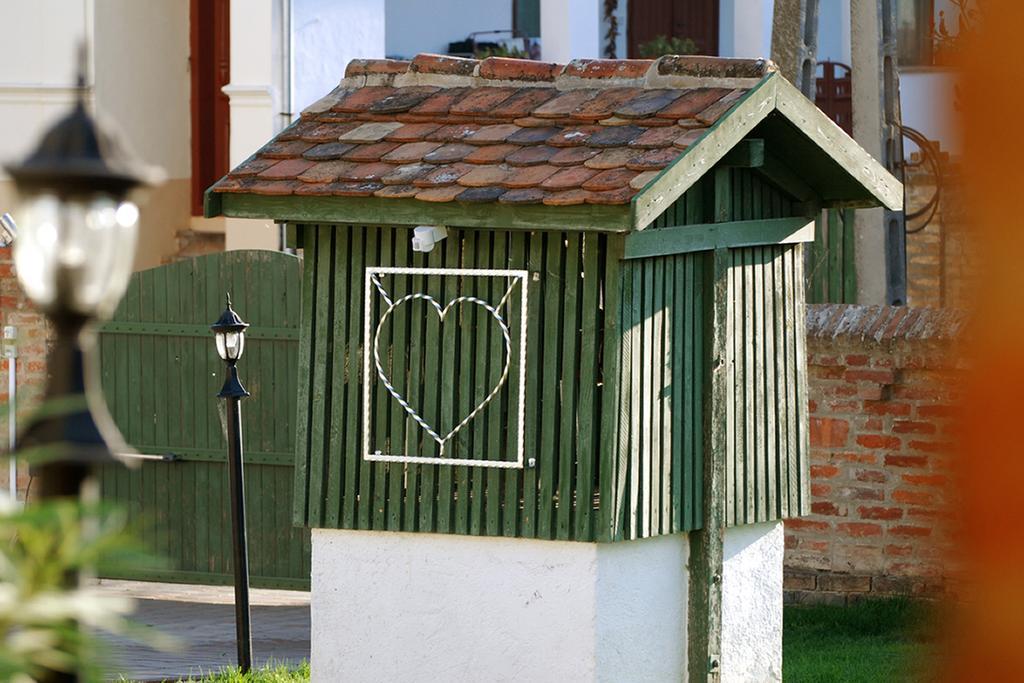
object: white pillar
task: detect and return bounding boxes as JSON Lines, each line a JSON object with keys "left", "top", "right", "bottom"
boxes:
{"left": 224, "top": 0, "right": 278, "bottom": 252}
{"left": 541, "top": 0, "right": 601, "bottom": 63}
{"left": 720, "top": 0, "right": 775, "bottom": 59}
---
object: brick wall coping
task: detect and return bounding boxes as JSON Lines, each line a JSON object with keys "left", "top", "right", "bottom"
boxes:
{"left": 806, "top": 304, "right": 967, "bottom": 344}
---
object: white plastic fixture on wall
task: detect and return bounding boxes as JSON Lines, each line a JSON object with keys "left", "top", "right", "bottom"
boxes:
{"left": 363, "top": 266, "right": 529, "bottom": 469}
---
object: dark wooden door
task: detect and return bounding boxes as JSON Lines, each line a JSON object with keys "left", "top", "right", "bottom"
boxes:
{"left": 190, "top": 0, "right": 231, "bottom": 216}
{"left": 628, "top": 0, "right": 719, "bottom": 57}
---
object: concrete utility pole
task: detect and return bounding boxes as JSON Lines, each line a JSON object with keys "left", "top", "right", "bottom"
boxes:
{"left": 771, "top": 0, "right": 820, "bottom": 99}
{"left": 851, "top": 0, "right": 907, "bottom": 304}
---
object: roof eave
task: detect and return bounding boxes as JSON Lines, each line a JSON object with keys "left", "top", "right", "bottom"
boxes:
{"left": 215, "top": 192, "right": 633, "bottom": 232}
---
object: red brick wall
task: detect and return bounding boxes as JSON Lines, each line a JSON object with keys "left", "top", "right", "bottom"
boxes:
{"left": 0, "top": 245, "right": 50, "bottom": 498}
{"left": 784, "top": 304, "right": 965, "bottom": 604}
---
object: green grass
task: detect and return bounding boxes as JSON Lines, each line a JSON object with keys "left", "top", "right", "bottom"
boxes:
{"left": 122, "top": 661, "right": 310, "bottom": 682}
{"left": 783, "top": 598, "right": 937, "bottom": 682}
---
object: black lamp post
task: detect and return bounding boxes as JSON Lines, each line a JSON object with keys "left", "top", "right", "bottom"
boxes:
{"left": 4, "top": 61, "right": 158, "bottom": 498}
{"left": 3, "top": 55, "right": 159, "bottom": 682}
{"left": 211, "top": 294, "right": 253, "bottom": 674}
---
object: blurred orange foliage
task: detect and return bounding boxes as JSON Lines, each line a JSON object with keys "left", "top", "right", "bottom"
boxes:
{"left": 946, "top": 0, "right": 1024, "bottom": 679}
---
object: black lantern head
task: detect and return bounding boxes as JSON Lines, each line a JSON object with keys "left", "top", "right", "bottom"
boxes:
{"left": 212, "top": 295, "right": 250, "bottom": 399}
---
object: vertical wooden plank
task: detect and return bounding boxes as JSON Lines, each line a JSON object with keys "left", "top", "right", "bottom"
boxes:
{"left": 324, "top": 229, "right": 349, "bottom": 528}
{"left": 435, "top": 229, "right": 460, "bottom": 534}
{"left": 485, "top": 232, "right": 508, "bottom": 536}
{"left": 742, "top": 248, "right": 755, "bottom": 525}
{"left": 608, "top": 255, "right": 632, "bottom": 542}
{"left": 468, "top": 232, "right": 491, "bottom": 535}
{"left": 556, "top": 234, "right": 580, "bottom": 540}
{"left": 359, "top": 227, "right": 380, "bottom": 529}
{"left": 810, "top": 210, "right": 827, "bottom": 302}
{"left": 688, "top": 246, "right": 729, "bottom": 683}
{"left": 521, "top": 233, "right": 544, "bottom": 538}
{"left": 454, "top": 231, "right": 475, "bottom": 535}
{"left": 827, "top": 208, "right": 843, "bottom": 304}
{"left": 627, "top": 259, "right": 643, "bottom": 540}
{"left": 763, "top": 248, "right": 779, "bottom": 519}
{"left": 793, "top": 243, "right": 811, "bottom": 515}
{"left": 782, "top": 247, "right": 799, "bottom": 517}
{"left": 537, "top": 232, "right": 563, "bottom": 540}
{"left": 574, "top": 233, "right": 599, "bottom": 541}
{"left": 597, "top": 236, "right": 624, "bottom": 542}
{"left": 402, "top": 242, "right": 426, "bottom": 531}
{"left": 725, "top": 252, "right": 737, "bottom": 528}
{"left": 674, "top": 255, "right": 689, "bottom": 531}
{"left": 503, "top": 231, "right": 527, "bottom": 537}
{"left": 417, "top": 238, "right": 443, "bottom": 533}
{"left": 343, "top": 226, "right": 365, "bottom": 529}
{"left": 372, "top": 229, "right": 394, "bottom": 530}
{"left": 772, "top": 247, "right": 791, "bottom": 519}
{"left": 658, "top": 256, "right": 673, "bottom": 535}
{"left": 645, "top": 258, "right": 660, "bottom": 538}
{"left": 753, "top": 248, "right": 767, "bottom": 522}
{"left": 842, "top": 209, "right": 857, "bottom": 302}
{"left": 307, "top": 227, "right": 335, "bottom": 526}
{"left": 387, "top": 228, "right": 410, "bottom": 531}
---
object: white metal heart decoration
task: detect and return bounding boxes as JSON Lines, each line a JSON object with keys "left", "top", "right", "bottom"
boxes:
{"left": 373, "top": 292, "right": 511, "bottom": 456}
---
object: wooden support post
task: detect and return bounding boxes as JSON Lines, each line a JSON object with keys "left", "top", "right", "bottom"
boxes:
{"left": 688, "top": 167, "right": 730, "bottom": 682}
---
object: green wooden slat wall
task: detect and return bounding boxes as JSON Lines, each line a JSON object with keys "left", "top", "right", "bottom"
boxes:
{"left": 806, "top": 208, "right": 857, "bottom": 303}
{"left": 293, "top": 166, "right": 811, "bottom": 543}
{"left": 97, "top": 250, "right": 310, "bottom": 590}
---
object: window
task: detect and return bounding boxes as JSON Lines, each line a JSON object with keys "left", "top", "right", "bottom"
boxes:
{"left": 896, "top": 0, "right": 935, "bottom": 66}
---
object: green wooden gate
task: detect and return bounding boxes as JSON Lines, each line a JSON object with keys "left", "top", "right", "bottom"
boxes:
{"left": 96, "top": 250, "right": 310, "bottom": 589}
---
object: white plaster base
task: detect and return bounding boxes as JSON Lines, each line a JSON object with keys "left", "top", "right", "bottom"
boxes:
{"left": 310, "top": 523, "right": 782, "bottom": 682}
{"left": 722, "top": 521, "right": 785, "bottom": 682}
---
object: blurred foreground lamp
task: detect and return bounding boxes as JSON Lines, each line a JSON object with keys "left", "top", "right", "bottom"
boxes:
{"left": 4, "top": 66, "right": 161, "bottom": 500}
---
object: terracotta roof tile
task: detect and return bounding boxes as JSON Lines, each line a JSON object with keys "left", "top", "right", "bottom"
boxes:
{"left": 302, "top": 142, "right": 357, "bottom": 161}
{"left": 258, "top": 158, "right": 315, "bottom": 179}
{"left": 368, "top": 86, "right": 440, "bottom": 113}
{"left": 490, "top": 89, "right": 559, "bottom": 118}
{"left": 613, "top": 89, "right": 683, "bottom": 118}
{"left": 498, "top": 188, "right": 547, "bottom": 204}
{"left": 582, "top": 168, "right": 638, "bottom": 191}
{"left": 586, "top": 186, "right": 635, "bottom": 204}
{"left": 339, "top": 122, "right": 405, "bottom": 144}
{"left": 464, "top": 124, "right": 522, "bottom": 145}
{"left": 533, "top": 90, "right": 599, "bottom": 118}
{"left": 540, "top": 166, "right": 598, "bottom": 190}
{"left": 587, "top": 125, "right": 644, "bottom": 147}
{"left": 457, "top": 186, "right": 506, "bottom": 203}
{"left": 381, "top": 141, "right": 442, "bottom": 163}
{"left": 413, "top": 164, "right": 473, "bottom": 187}
{"left": 464, "top": 144, "right": 517, "bottom": 164}
{"left": 629, "top": 170, "right": 660, "bottom": 189}
{"left": 297, "top": 160, "right": 357, "bottom": 183}
{"left": 457, "top": 165, "right": 510, "bottom": 187}
{"left": 564, "top": 59, "right": 652, "bottom": 80}
{"left": 625, "top": 148, "right": 680, "bottom": 171}
{"left": 695, "top": 89, "right": 745, "bottom": 124}
{"left": 426, "top": 123, "right": 481, "bottom": 142}
{"left": 546, "top": 126, "right": 600, "bottom": 147}
{"left": 543, "top": 189, "right": 593, "bottom": 206}
{"left": 247, "top": 179, "right": 299, "bottom": 195}
{"left": 374, "top": 184, "right": 421, "bottom": 198}
{"left": 224, "top": 54, "right": 770, "bottom": 210}
{"left": 259, "top": 140, "right": 314, "bottom": 159}
{"left": 422, "top": 143, "right": 475, "bottom": 164}
{"left": 480, "top": 57, "right": 561, "bottom": 82}
{"left": 408, "top": 87, "right": 471, "bottom": 115}
{"left": 502, "top": 164, "right": 559, "bottom": 188}
{"left": 233, "top": 157, "right": 279, "bottom": 177}
{"left": 655, "top": 87, "right": 734, "bottom": 119}
{"left": 505, "top": 145, "right": 558, "bottom": 166}
{"left": 630, "top": 127, "right": 685, "bottom": 149}
{"left": 386, "top": 122, "right": 442, "bottom": 142}
{"left": 381, "top": 162, "right": 433, "bottom": 185}
{"left": 505, "top": 126, "right": 561, "bottom": 145}
{"left": 334, "top": 87, "right": 397, "bottom": 113}
{"left": 415, "top": 185, "right": 466, "bottom": 202}
{"left": 342, "top": 141, "right": 400, "bottom": 163}
{"left": 340, "top": 162, "right": 395, "bottom": 182}
{"left": 569, "top": 87, "right": 643, "bottom": 121}
{"left": 450, "top": 88, "right": 517, "bottom": 115}
{"left": 580, "top": 148, "right": 633, "bottom": 170}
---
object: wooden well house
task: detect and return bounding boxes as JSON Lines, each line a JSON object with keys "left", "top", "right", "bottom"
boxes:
{"left": 206, "top": 54, "right": 901, "bottom": 547}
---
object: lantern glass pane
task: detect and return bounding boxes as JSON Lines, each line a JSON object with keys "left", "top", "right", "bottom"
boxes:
{"left": 215, "top": 330, "right": 244, "bottom": 361}
{"left": 13, "top": 193, "right": 139, "bottom": 317}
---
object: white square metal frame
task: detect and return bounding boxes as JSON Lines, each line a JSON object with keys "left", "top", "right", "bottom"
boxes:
{"left": 363, "top": 266, "right": 529, "bottom": 469}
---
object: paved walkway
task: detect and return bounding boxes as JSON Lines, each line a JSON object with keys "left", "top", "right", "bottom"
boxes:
{"left": 98, "top": 580, "right": 310, "bottom": 682}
